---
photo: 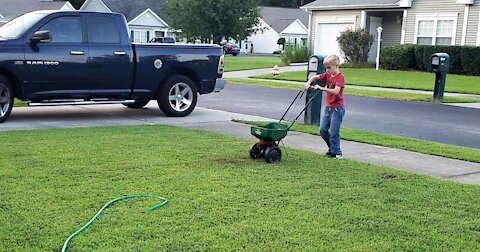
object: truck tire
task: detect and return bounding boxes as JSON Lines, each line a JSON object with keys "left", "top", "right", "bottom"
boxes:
{"left": 157, "top": 75, "right": 197, "bottom": 117}
{"left": 123, "top": 100, "right": 150, "bottom": 109}
{"left": 0, "top": 76, "right": 14, "bottom": 123}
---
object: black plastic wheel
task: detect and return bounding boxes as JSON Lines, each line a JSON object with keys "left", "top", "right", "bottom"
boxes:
{"left": 249, "top": 143, "right": 265, "bottom": 159}
{"left": 123, "top": 100, "right": 150, "bottom": 109}
{"left": 157, "top": 75, "right": 197, "bottom": 117}
{"left": 0, "top": 76, "right": 14, "bottom": 123}
{"left": 264, "top": 145, "right": 282, "bottom": 163}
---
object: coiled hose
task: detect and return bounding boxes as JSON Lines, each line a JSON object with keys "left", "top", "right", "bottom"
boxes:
{"left": 62, "top": 194, "right": 168, "bottom": 252}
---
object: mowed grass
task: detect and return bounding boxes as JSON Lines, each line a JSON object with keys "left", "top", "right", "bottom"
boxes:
{"left": 240, "top": 121, "right": 480, "bottom": 163}
{"left": 254, "top": 68, "right": 480, "bottom": 95}
{"left": 1, "top": 125, "right": 479, "bottom": 251}
{"left": 226, "top": 78, "right": 480, "bottom": 103}
{"left": 224, "top": 55, "right": 286, "bottom": 72}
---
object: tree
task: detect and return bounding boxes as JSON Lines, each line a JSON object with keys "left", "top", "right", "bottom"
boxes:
{"left": 164, "top": 0, "right": 261, "bottom": 44}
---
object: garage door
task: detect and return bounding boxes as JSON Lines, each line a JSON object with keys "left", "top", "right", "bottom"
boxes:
{"left": 314, "top": 23, "right": 354, "bottom": 62}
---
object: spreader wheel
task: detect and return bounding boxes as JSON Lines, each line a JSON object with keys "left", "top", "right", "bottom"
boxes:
{"left": 265, "top": 145, "right": 281, "bottom": 163}
{"left": 250, "top": 143, "right": 265, "bottom": 159}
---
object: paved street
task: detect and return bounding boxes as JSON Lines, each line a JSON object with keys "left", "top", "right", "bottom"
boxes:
{"left": 198, "top": 83, "right": 480, "bottom": 149}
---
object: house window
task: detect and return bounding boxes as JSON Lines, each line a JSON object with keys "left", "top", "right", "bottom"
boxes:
{"left": 155, "top": 31, "right": 165, "bottom": 37}
{"left": 133, "top": 30, "right": 149, "bottom": 43}
{"left": 415, "top": 14, "right": 456, "bottom": 45}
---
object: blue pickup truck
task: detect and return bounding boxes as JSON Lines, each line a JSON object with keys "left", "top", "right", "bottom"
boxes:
{"left": 0, "top": 10, "right": 225, "bottom": 123}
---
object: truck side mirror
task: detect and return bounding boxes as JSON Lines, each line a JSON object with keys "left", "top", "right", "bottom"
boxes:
{"left": 30, "top": 30, "right": 52, "bottom": 44}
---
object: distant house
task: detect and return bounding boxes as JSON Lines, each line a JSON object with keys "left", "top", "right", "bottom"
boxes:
{"left": 302, "top": 0, "right": 480, "bottom": 62}
{"left": 80, "top": 0, "right": 171, "bottom": 43}
{"left": 0, "top": 0, "right": 75, "bottom": 26}
{"left": 240, "top": 7, "right": 309, "bottom": 54}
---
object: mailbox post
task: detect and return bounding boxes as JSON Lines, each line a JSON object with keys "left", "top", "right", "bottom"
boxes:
{"left": 304, "top": 55, "right": 326, "bottom": 125}
{"left": 431, "top": 53, "right": 450, "bottom": 101}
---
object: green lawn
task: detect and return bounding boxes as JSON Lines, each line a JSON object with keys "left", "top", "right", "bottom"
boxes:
{"left": 1, "top": 126, "right": 479, "bottom": 251}
{"left": 224, "top": 56, "right": 286, "bottom": 72}
{"left": 226, "top": 78, "right": 480, "bottom": 103}
{"left": 254, "top": 68, "right": 480, "bottom": 95}
{"left": 240, "top": 121, "right": 480, "bottom": 163}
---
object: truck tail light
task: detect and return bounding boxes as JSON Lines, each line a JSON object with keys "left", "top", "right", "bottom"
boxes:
{"left": 218, "top": 55, "right": 224, "bottom": 74}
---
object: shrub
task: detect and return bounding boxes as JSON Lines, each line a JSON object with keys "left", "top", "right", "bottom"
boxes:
{"left": 337, "top": 29, "right": 374, "bottom": 63}
{"left": 341, "top": 62, "right": 375, "bottom": 68}
{"left": 461, "top": 47, "right": 480, "bottom": 75}
{"left": 380, "top": 44, "right": 480, "bottom": 75}
{"left": 380, "top": 44, "right": 415, "bottom": 70}
{"left": 281, "top": 44, "right": 309, "bottom": 64}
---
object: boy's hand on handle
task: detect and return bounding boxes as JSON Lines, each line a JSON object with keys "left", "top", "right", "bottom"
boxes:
{"left": 313, "top": 85, "right": 323, "bottom": 90}
{"left": 303, "top": 83, "right": 310, "bottom": 90}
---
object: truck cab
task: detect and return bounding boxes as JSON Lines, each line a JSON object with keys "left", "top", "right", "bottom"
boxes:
{"left": 0, "top": 11, "right": 225, "bottom": 123}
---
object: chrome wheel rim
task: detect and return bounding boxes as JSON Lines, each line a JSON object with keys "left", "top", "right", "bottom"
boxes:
{"left": 0, "top": 84, "right": 11, "bottom": 118}
{"left": 168, "top": 82, "right": 193, "bottom": 112}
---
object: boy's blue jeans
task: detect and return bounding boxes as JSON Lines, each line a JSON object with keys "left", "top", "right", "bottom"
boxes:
{"left": 319, "top": 106, "right": 345, "bottom": 155}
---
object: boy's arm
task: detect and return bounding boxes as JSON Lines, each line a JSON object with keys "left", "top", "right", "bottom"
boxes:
{"left": 304, "top": 73, "right": 325, "bottom": 90}
{"left": 304, "top": 75, "right": 318, "bottom": 89}
{"left": 317, "top": 85, "right": 342, "bottom": 95}
{"left": 314, "top": 74, "right": 344, "bottom": 95}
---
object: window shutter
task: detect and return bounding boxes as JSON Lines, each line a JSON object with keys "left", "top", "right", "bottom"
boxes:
{"left": 147, "top": 31, "right": 150, "bottom": 42}
{"left": 131, "top": 30, "right": 134, "bottom": 42}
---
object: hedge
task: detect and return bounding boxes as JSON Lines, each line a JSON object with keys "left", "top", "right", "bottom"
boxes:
{"left": 380, "top": 44, "right": 480, "bottom": 76}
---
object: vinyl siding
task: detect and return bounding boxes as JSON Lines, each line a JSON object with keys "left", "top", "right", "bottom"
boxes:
{"left": 404, "top": 0, "right": 465, "bottom": 45}
{"left": 467, "top": 3, "right": 480, "bottom": 45}
{"left": 366, "top": 12, "right": 402, "bottom": 47}
{"left": 310, "top": 10, "right": 362, "bottom": 52}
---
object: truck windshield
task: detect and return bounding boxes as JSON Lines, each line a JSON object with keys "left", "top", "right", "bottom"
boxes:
{"left": 0, "top": 12, "right": 48, "bottom": 39}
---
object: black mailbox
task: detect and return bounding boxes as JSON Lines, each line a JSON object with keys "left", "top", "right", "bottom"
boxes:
{"left": 431, "top": 53, "right": 450, "bottom": 101}
{"left": 304, "top": 55, "right": 325, "bottom": 125}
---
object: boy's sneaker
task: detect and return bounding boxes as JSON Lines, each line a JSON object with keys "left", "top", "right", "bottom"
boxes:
{"left": 333, "top": 154, "right": 343, "bottom": 159}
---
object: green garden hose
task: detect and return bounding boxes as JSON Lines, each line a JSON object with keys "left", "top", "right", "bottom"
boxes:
{"left": 62, "top": 194, "right": 168, "bottom": 252}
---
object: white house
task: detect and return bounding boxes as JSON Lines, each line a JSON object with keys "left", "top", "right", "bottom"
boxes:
{"left": 0, "top": 0, "right": 75, "bottom": 26}
{"left": 240, "top": 6, "right": 310, "bottom": 54}
{"left": 80, "top": 0, "right": 172, "bottom": 43}
{"left": 301, "top": 0, "right": 480, "bottom": 62}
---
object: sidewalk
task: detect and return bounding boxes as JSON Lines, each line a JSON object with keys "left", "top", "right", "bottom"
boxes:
{"left": 184, "top": 120, "right": 480, "bottom": 185}
{"left": 224, "top": 66, "right": 480, "bottom": 109}
{"left": 4, "top": 104, "right": 479, "bottom": 185}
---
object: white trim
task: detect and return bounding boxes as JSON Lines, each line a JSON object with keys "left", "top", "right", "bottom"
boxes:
{"left": 282, "top": 19, "right": 308, "bottom": 33}
{"left": 461, "top": 5, "right": 469, "bottom": 46}
{"left": 128, "top": 8, "right": 169, "bottom": 27}
{"left": 61, "top": 2, "right": 76, "bottom": 11}
{"left": 398, "top": 0, "right": 413, "bottom": 7}
{"left": 360, "top": 10, "right": 366, "bottom": 29}
{"left": 80, "top": 0, "right": 112, "bottom": 12}
{"left": 456, "top": 0, "right": 474, "bottom": 4}
{"left": 477, "top": 11, "right": 480, "bottom": 46}
{"left": 0, "top": 13, "right": 4, "bottom": 19}
{"left": 401, "top": 9, "right": 407, "bottom": 44}
{"left": 302, "top": 4, "right": 403, "bottom": 11}
{"left": 315, "top": 15, "right": 357, "bottom": 27}
{"left": 414, "top": 13, "right": 458, "bottom": 46}
{"left": 307, "top": 10, "right": 312, "bottom": 52}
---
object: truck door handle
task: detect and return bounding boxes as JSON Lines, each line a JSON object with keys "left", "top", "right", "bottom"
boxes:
{"left": 113, "top": 51, "right": 127, "bottom": 55}
{"left": 70, "top": 51, "right": 85, "bottom": 55}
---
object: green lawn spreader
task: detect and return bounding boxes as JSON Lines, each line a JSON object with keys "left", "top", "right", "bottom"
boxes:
{"left": 249, "top": 88, "right": 321, "bottom": 163}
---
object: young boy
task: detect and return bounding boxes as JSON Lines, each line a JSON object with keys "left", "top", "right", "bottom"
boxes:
{"left": 304, "top": 54, "right": 345, "bottom": 159}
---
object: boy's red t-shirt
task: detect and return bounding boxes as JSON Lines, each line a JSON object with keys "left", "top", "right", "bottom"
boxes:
{"left": 318, "top": 72, "right": 345, "bottom": 108}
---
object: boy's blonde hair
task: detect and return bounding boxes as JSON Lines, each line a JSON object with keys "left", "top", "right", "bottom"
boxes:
{"left": 323, "top": 54, "right": 340, "bottom": 66}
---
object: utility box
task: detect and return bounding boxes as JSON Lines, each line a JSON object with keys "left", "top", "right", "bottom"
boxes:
{"left": 304, "top": 55, "right": 326, "bottom": 125}
{"left": 431, "top": 53, "right": 450, "bottom": 101}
